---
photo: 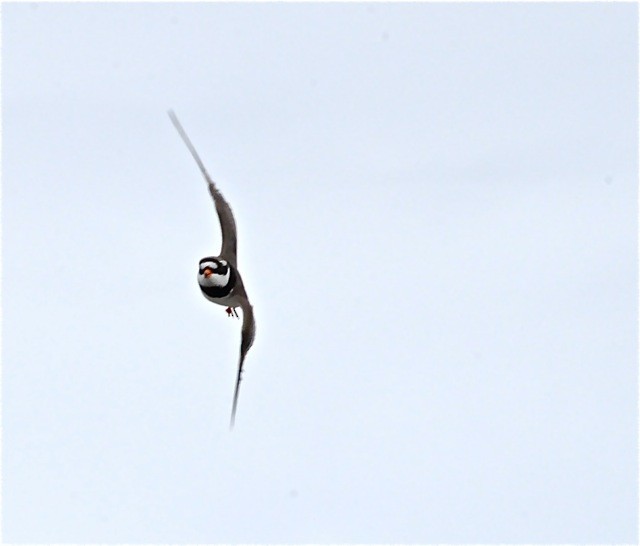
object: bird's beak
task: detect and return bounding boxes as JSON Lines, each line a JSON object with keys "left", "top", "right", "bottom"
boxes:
{"left": 203, "top": 267, "right": 213, "bottom": 278}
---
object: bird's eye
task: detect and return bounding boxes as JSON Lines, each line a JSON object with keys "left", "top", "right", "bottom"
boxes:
{"left": 200, "top": 261, "right": 217, "bottom": 272}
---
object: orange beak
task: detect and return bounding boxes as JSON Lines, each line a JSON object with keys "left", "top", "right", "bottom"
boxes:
{"left": 203, "top": 267, "right": 213, "bottom": 278}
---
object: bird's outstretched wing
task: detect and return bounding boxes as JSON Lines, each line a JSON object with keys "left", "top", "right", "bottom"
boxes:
{"left": 168, "top": 110, "right": 239, "bottom": 265}
{"left": 230, "top": 298, "right": 256, "bottom": 429}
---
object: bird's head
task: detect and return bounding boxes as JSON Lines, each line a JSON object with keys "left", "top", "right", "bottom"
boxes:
{"left": 198, "top": 257, "right": 231, "bottom": 288}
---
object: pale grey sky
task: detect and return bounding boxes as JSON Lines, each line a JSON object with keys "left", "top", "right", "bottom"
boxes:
{"left": 3, "top": 2, "right": 638, "bottom": 543}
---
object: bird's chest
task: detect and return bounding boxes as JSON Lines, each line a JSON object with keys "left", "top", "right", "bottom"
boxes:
{"left": 201, "top": 287, "right": 241, "bottom": 307}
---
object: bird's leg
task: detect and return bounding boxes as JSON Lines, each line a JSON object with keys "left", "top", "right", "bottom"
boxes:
{"left": 226, "top": 307, "right": 240, "bottom": 319}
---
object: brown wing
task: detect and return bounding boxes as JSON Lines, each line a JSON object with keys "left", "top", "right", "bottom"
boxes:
{"left": 230, "top": 297, "right": 256, "bottom": 429}
{"left": 168, "top": 110, "right": 238, "bottom": 265}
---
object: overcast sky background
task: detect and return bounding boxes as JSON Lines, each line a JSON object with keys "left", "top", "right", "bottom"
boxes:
{"left": 2, "top": 2, "right": 638, "bottom": 543}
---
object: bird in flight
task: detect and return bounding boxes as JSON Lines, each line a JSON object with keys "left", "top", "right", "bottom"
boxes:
{"left": 168, "top": 110, "right": 256, "bottom": 429}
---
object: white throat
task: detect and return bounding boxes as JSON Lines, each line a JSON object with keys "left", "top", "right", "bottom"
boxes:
{"left": 198, "top": 268, "right": 230, "bottom": 288}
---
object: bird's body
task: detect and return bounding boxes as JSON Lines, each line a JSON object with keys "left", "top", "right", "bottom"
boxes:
{"left": 201, "top": 288, "right": 243, "bottom": 309}
{"left": 197, "top": 256, "right": 247, "bottom": 312}
{"left": 169, "top": 110, "right": 256, "bottom": 428}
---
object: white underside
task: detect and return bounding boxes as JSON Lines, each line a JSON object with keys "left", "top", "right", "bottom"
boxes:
{"left": 202, "top": 290, "right": 241, "bottom": 308}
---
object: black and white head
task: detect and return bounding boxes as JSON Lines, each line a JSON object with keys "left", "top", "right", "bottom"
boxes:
{"left": 198, "top": 257, "right": 231, "bottom": 289}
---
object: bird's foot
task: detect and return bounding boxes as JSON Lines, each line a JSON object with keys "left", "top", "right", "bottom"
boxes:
{"left": 226, "top": 307, "right": 239, "bottom": 319}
